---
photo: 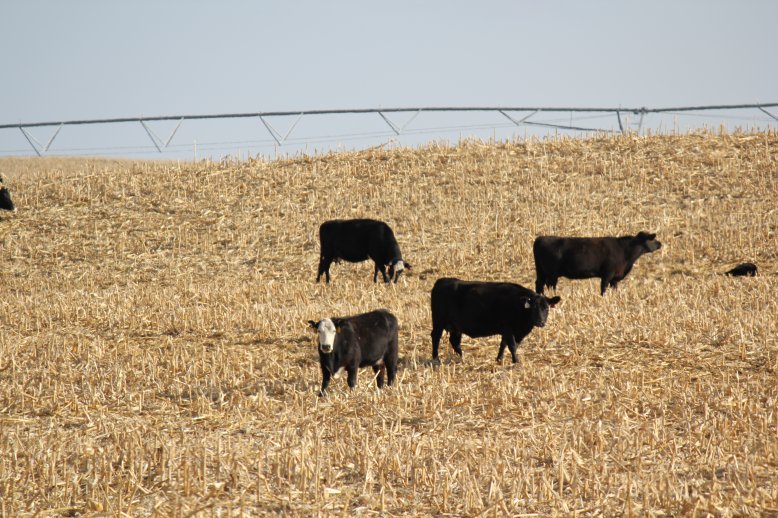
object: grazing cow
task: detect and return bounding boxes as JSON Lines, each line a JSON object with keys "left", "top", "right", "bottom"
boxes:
{"left": 316, "top": 219, "right": 410, "bottom": 283}
{"left": 725, "top": 262, "right": 757, "bottom": 277}
{"left": 0, "top": 186, "right": 15, "bottom": 212}
{"left": 533, "top": 232, "right": 662, "bottom": 296}
{"left": 430, "top": 278, "right": 561, "bottom": 364}
{"left": 307, "top": 309, "right": 399, "bottom": 396}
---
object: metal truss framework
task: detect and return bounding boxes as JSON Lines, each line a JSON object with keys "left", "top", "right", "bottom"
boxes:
{"left": 3, "top": 103, "right": 777, "bottom": 156}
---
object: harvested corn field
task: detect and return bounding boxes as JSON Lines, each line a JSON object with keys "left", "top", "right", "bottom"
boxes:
{"left": 0, "top": 130, "right": 776, "bottom": 516}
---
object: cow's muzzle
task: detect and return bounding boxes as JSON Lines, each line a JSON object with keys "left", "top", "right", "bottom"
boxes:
{"left": 319, "top": 343, "right": 334, "bottom": 354}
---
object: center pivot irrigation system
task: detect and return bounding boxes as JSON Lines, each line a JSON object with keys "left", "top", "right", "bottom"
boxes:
{"left": 2, "top": 103, "right": 777, "bottom": 157}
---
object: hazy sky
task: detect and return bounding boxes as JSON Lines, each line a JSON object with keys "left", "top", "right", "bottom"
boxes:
{"left": 1, "top": 1, "right": 776, "bottom": 159}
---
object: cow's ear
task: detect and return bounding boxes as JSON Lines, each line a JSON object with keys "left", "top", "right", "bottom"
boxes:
{"left": 547, "top": 296, "right": 561, "bottom": 307}
{"left": 647, "top": 233, "right": 657, "bottom": 240}
{"left": 307, "top": 320, "right": 319, "bottom": 330}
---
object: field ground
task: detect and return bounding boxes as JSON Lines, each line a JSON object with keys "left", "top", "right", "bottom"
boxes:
{"left": 0, "top": 131, "right": 776, "bottom": 516}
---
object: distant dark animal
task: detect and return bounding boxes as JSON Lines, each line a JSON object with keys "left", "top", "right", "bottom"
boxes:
{"left": 725, "top": 262, "right": 757, "bottom": 277}
{"left": 0, "top": 186, "right": 15, "bottom": 212}
{"left": 316, "top": 219, "right": 410, "bottom": 283}
{"left": 533, "top": 232, "right": 662, "bottom": 296}
{"left": 307, "top": 309, "right": 399, "bottom": 396}
{"left": 430, "top": 278, "right": 561, "bottom": 364}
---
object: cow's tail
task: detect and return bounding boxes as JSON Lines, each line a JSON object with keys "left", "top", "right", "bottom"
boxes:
{"left": 532, "top": 238, "right": 547, "bottom": 293}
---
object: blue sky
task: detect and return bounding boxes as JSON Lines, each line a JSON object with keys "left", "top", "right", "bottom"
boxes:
{"left": 1, "top": 1, "right": 776, "bottom": 159}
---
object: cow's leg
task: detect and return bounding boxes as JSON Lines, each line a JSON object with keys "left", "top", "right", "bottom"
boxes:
{"left": 449, "top": 331, "right": 463, "bottom": 358}
{"left": 535, "top": 270, "right": 545, "bottom": 294}
{"left": 375, "top": 262, "right": 389, "bottom": 283}
{"left": 497, "top": 337, "right": 508, "bottom": 362}
{"left": 431, "top": 327, "right": 443, "bottom": 361}
{"left": 317, "top": 256, "right": 333, "bottom": 283}
{"left": 385, "top": 336, "right": 398, "bottom": 385}
{"left": 600, "top": 275, "right": 613, "bottom": 296}
{"left": 346, "top": 366, "right": 358, "bottom": 389}
{"left": 372, "top": 365, "right": 385, "bottom": 388}
{"left": 505, "top": 334, "right": 520, "bottom": 364}
{"left": 386, "top": 358, "right": 397, "bottom": 386}
{"left": 316, "top": 256, "right": 325, "bottom": 282}
{"left": 318, "top": 367, "right": 332, "bottom": 397}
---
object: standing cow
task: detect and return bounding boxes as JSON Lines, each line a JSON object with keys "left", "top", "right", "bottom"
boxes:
{"left": 430, "top": 278, "right": 561, "bottom": 364}
{"left": 308, "top": 309, "right": 399, "bottom": 396}
{"left": 316, "top": 219, "right": 410, "bottom": 283}
{"left": 533, "top": 231, "right": 662, "bottom": 296}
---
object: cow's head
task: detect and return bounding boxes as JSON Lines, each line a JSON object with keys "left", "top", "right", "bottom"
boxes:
{"left": 0, "top": 187, "right": 15, "bottom": 212}
{"left": 308, "top": 318, "right": 340, "bottom": 354}
{"left": 520, "top": 295, "right": 561, "bottom": 328}
{"left": 388, "top": 260, "right": 411, "bottom": 283}
{"left": 636, "top": 231, "right": 662, "bottom": 253}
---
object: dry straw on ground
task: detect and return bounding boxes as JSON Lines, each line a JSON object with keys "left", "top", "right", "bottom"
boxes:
{"left": 0, "top": 130, "right": 776, "bottom": 516}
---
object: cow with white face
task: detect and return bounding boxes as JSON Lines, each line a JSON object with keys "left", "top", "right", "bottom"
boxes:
{"left": 315, "top": 318, "right": 337, "bottom": 354}
{"left": 316, "top": 219, "right": 411, "bottom": 284}
{"left": 307, "top": 309, "right": 399, "bottom": 396}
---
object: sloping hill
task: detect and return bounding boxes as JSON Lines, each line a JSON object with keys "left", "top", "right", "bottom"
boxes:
{"left": 0, "top": 131, "right": 776, "bottom": 515}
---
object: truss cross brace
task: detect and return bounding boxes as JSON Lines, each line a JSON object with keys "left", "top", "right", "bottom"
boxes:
{"left": 499, "top": 110, "right": 539, "bottom": 126}
{"left": 259, "top": 113, "right": 304, "bottom": 146}
{"left": 377, "top": 110, "right": 421, "bottom": 135}
{"left": 615, "top": 111, "right": 625, "bottom": 134}
{"left": 140, "top": 118, "right": 184, "bottom": 152}
{"left": 759, "top": 107, "right": 778, "bottom": 122}
{"left": 635, "top": 109, "right": 647, "bottom": 134}
{"left": 18, "top": 124, "right": 64, "bottom": 156}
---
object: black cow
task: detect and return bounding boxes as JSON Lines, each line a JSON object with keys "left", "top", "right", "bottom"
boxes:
{"left": 430, "top": 278, "right": 561, "bottom": 364}
{"left": 316, "top": 219, "right": 410, "bottom": 283}
{"left": 0, "top": 186, "right": 15, "bottom": 212}
{"left": 307, "top": 309, "right": 399, "bottom": 396}
{"left": 725, "top": 262, "right": 757, "bottom": 277}
{"left": 534, "top": 232, "right": 662, "bottom": 296}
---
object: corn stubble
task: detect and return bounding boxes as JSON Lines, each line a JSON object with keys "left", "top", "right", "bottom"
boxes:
{"left": 0, "top": 130, "right": 776, "bottom": 516}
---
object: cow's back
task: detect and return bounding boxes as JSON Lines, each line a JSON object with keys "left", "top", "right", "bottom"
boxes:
{"left": 432, "top": 278, "right": 529, "bottom": 337}
{"left": 536, "top": 236, "right": 613, "bottom": 278}
{"left": 319, "top": 219, "right": 376, "bottom": 261}
{"left": 347, "top": 308, "right": 397, "bottom": 334}
{"left": 343, "top": 309, "right": 398, "bottom": 364}
{"left": 363, "top": 220, "right": 401, "bottom": 263}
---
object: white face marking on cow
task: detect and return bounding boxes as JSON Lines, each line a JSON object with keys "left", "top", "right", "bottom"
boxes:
{"left": 394, "top": 260, "right": 405, "bottom": 273}
{"left": 317, "top": 318, "right": 336, "bottom": 354}
{"left": 333, "top": 367, "right": 345, "bottom": 379}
